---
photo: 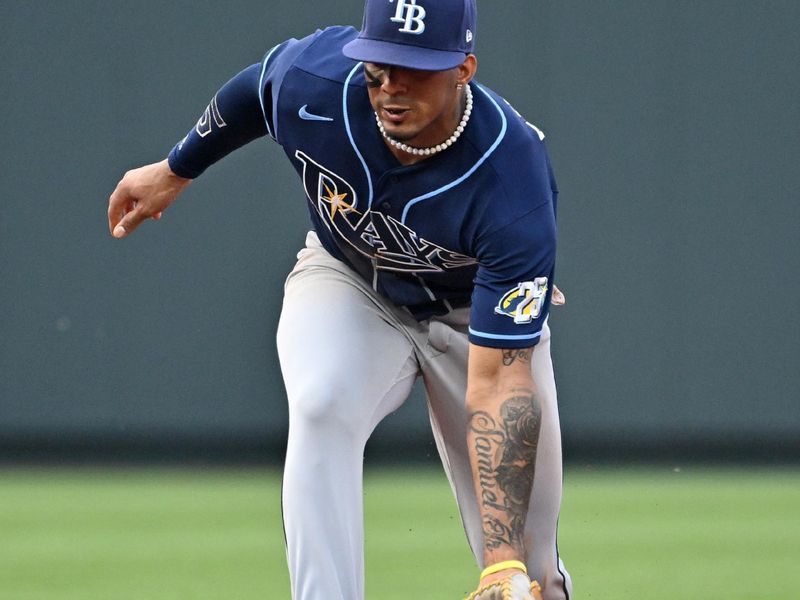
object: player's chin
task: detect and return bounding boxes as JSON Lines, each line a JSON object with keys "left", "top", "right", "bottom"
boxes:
{"left": 382, "top": 123, "right": 422, "bottom": 143}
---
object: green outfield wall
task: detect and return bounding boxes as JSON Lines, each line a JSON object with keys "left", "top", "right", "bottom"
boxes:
{"left": 1, "top": 1, "right": 798, "bottom": 462}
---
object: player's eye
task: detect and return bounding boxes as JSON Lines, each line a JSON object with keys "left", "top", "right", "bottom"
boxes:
{"left": 364, "top": 69, "right": 383, "bottom": 89}
{"left": 364, "top": 64, "right": 391, "bottom": 89}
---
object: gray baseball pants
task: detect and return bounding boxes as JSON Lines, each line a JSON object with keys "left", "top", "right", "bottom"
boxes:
{"left": 277, "top": 231, "right": 572, "bottom": 600}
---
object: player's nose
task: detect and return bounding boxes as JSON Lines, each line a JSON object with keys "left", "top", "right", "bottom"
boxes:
{"left": 380, "top": 68, "right": 408, "bottom": 96}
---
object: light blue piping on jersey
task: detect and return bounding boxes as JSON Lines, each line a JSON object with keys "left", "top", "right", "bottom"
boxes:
{"left": 258, "top": 44, "right": 280, "bottom": 141}
{"left": 468, "top": 327, "right": 542, "bottom": 341}
{"left": 400, "top": 83, "right": 508, "bottom": 224}
{"left": 343, "top": 62, "right": 373, "bottom": 210}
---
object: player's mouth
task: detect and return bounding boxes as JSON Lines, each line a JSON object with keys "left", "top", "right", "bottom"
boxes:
{"left": 380, "top": 106, "right": 411, "bottom": 124}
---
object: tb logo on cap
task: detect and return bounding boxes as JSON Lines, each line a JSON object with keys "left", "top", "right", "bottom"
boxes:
{"left": 390, "top": 0, "right": 426, "bottom": 35}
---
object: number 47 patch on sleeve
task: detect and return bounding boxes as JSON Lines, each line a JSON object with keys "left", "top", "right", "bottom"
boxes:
{"left": 494, "top": 278, "right": 549, "bottom": 324}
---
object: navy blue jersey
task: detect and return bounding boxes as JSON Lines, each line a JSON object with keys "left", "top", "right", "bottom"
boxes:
{"left": 169, "top": 26, "right": 558, "bottom": 348}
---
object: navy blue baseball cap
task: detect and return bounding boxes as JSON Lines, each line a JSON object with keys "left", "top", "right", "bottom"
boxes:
{"left": 343, "top": 0, "right": 477, "bottom": 71}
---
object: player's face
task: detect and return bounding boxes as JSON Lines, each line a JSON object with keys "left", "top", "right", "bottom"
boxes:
{"left": 365, "top": 58, "right": 475, "bottom": 149}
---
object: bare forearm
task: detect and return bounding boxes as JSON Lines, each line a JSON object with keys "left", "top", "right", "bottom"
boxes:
{"left": 467, "top": 347, "right": 542, "bottom": 566}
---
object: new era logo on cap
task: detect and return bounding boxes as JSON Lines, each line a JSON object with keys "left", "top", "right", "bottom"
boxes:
{"left": 343, "top": 0, "right": 477, "bottom": 71}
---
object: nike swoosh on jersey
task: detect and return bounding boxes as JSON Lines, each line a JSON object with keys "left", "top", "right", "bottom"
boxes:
{"left": 298, "top": 105, "right": 334, "bottom": 122}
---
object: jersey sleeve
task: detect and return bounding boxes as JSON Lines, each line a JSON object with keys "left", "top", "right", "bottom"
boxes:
{"left": 167, "top": 63, "right": 267, "bottom": 179}
{"left": 167, "top": 35, "right": 314, "bottom": 178}
{"left": 468, "top": 201, "right": 556, "bottom": 348}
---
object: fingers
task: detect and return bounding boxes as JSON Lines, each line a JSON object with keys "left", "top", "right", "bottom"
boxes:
{"left": 107, "top": 180, "right": 163, "bottom": 238}
{"left": 112, "top": 202, "right": 147, "bottom": 238}
{"left": 107, "top": 188, "right": 147, "bottom": 238}
{"left": 107, "top": 185, "right": 128, "bottom": 235}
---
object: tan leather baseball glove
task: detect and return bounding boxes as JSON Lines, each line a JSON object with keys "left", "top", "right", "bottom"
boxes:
{"left": 464, "top": 572, "right": 542, "bottom": 600}
{"left": 464, "top": 561, "right": 543, "bottom": 600}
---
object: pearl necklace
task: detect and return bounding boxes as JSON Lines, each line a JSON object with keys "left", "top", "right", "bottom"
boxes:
{"left": 375, "top": 84, "right": 473, "bottom": 157}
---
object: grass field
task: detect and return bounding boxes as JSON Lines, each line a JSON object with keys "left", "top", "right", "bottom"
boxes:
{"left": 1, "top": 466, "right": 798, "bottom": 599}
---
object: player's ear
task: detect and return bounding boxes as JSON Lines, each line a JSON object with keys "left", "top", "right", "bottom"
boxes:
{"left": 456, "top": 54, "right": 477, "bottom": 85}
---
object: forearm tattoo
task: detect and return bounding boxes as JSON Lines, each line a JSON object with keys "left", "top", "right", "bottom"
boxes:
{"left": 501, "top": 348, "right": 531, "bottom": 366}
{"left": 470, "top": 390, "right": 542, "bottom": 553}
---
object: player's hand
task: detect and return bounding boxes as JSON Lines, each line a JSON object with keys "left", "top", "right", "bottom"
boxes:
{"left": 107, "top": 159, "right": 192, "bottom": 238}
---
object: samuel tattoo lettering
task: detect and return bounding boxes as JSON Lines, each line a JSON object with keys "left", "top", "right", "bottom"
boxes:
{"left": 469, "top": 390, "right": 542, "bottom": 552}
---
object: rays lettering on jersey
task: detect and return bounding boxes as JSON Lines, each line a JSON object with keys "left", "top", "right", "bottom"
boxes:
{"left": 295, "top": 150, "right": 475, "bottom": 273}
{"left": 195, "top": 95, "right": 226, "bottom": 138}
{"left": 390, "top": 0, "right": 426, "bottom": 35}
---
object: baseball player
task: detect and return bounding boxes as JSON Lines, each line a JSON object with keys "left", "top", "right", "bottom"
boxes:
{"left": 107, "top": 1, "right": 572, "bottom": 598}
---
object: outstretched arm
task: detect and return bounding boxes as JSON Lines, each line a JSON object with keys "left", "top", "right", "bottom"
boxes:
{"left": 466, "top": 342, "right": 541, "bottom": 590}
{"left": 107, "top": 62, "right": 267, "bottom": 239}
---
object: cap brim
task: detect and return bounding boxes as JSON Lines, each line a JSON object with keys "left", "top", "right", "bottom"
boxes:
{"left": 343, "top": 38, "right": 466, "bottom": 71}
